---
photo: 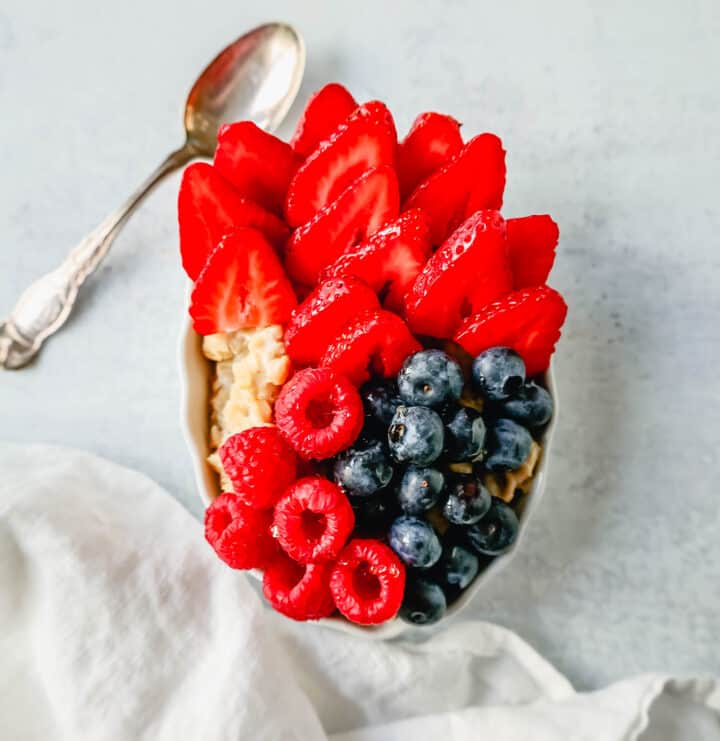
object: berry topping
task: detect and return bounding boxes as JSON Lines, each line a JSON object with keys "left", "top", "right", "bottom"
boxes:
{"left": 290, "top": 82, "right": 358, "bottom": 158}
{"left": 454, "top": 286, "right": 568, "bottom": 376}
{"left": 284, "top": 277, "right": 380, "bottom": 367}
{"left": 502, "top": 381, "right": 554, "bottom": 427}
{"left": 435, "top": 544, "right": 479, "bottom": 590}
{"left": 442, "top": 474, "right": 492, "bottom": 525}
{"left": 321, "top": 309, "right": 421, "bottom": 386}
{"left": 388, "top": 405, "right": 445, "bottom": 465}
{"left": 204, "top": 493, "right": 277, "bottom": 569}
{"left": 400, "top": 578, "right": 447, "bottom": 625}
{"left": 272, "top": 477, "right": 355, "bottom": 563}
{"left": 404, "top": 209, "right": 512, "bottom": 338}
{"left": 285, "top": 101, "right": 398, "bottom": 226}
{"left": 388, "top": 515, "right": 443, "bottom": 568}
{"left": 471, "top": 346, "right": 526, "bottom": 401}
{"left": 444, "top": 406, "right": 487, "bottom": 462}
{"left": 262, "top": 552, "right": 336, "bottom": 621}
{"left": 275, "top": 367, "right": 364, "bottom": 460}
{"left": 397, "top": 466, "right": 445, "bottom": 515}
{"left": 178, "top": 162, "right": 289, "bottom": 280}
{"left": 361, "top": 380, "right": 403, "bottom": 428}
{"left": 189, "top": 228, "right": 297, "bottom": 335}
{"left": 466, "top": 498, "right": 519, "bottom": 555}
{"left": 485, "top": 418, "right": 533, "bottom": 471}
{"left": 506, "top": 215, "right": 559, "bottom": 289}
{"left": 218, "top": 426, "right": 297, "bottom": 509}
{"left": 284, "top": 166, "right": 400, "bottom": 285}
{"left": 397, "top": 349, "right": 464, "bottom": 407}
{"left": 333, "top": 440, "right": 394, "bottom": 497}
{"left": 330, "top": 539, "right": 406, "bottom": 624}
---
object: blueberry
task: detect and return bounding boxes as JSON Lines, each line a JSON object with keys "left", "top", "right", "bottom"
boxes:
{"left": 397, "top": 350, "right": 464, "bottom": 407}
{"left": 466, "top": 499, "right": 519, "bottom": 555}
{"left": 445, "top": 406, "right": 486, "bottom": 461}
{"left": 333, "top": 441, "right": 394, "bottom": 497}
{"left": 397, "top": 467, "right": 445, "bottom": 515}
{"left": 400, "top": 578, "right": 447, "bottom": 625}
{"left": 436, "top": 545, "right": 479, "bottom": 590}
{"left": 388, "top": 516, "right": 442, "bottom": 568}
{"left": 471, "top": 347, "right": 526, "bottom": 401}
{"left": 388, "top": 406, "right": 444, "bottom": 465}
{"left": 485, "top": 418, "right": 533, "bottom": 471}
{"left": 502, "top": 381, "right": 553, "bottom": 427}
{"left": 361, "top": 380, "right": 402, "bottom": 427}
{"left": 352, "top": 493, "right": 398, "bottom": 535}
{"left": 443, "top": 474, "right": 492, "bottom": 525}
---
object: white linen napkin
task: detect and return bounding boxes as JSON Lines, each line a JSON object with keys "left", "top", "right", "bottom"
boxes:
{"left": 1, "top": 443, "right": 718, "bottom": 740}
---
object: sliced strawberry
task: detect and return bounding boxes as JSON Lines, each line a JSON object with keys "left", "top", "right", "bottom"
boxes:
{"left": 397, "top": 112, "right": 463, "bottom": 198}
{"left": 321, "top": 309, "right": 421, "bottom": 386}
{"left": 213, "top": 122, "right": 301, "bottom": 213}
{"left": 506, "top": 215, "right": 559, "bottom": 289}
{"left": 403, "top": 210, "right": 512, "bottom": 339}
{"left": 285, "top": 277, "right": 380, "bottom": 367}
{"left": 189, "top": 228, "right": 296, "bottom": 335}
{"left": 284, "top": 101, "right": 398, "bottom": 227}
{"left": 321, "top": 209, "right": 431, "bottom": 312}
{"left": 284, "top": 166, "right": 400, "bottom": 286}
{"left": 403, "top": 133, "right": 506, "bottom": 245}
{"left": 453, "top": 285, "right": 568, "bottom": 376}
{"left": 178, "top": 163, "right": 289, "bottom": 280}
{"left": 290, "top": 83, "right": 358, "bottom": 158}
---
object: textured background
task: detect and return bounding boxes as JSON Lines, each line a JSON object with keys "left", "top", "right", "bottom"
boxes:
{"left": 1, "top": 0, "right": 719, "bottom": 689}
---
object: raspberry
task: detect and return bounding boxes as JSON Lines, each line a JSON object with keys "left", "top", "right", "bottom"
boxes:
{"left": 204, "top": 493, "right": 277, "bottom": 569}
{"left": 219, "top": 427, "right": 297, "bottom": 509}
{"left": 275, "top": 368, "right": 364, "bottom": 460}
{"left": 330, "top": 539, "right": 406, "bottom": 625}
{"left": 262, "top": 551, "right": 336, "bottom": 621}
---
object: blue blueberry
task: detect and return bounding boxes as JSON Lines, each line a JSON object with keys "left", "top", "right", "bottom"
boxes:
{"left": 388, "top": 406, "right": 444, "bottom": 465}
{"left": 443, "top": 474, "right": 492, "bottom": 525}
{"left": 397, "top": 350, "right": 464, "bottom": 408}
{"left": 466, "top": 499, "right": 519, "bottom": 555}
{"left": 485, "top": 418, "right": 533, "bottom": 471}
{"left": 397, "top": 467, "right": 445, "bottom": 515}
{"left": 436, "top": 545, "right": 479, "bottom": 590}
{"left": 400, "top": 578, "right": 447, "bottom": 625}
{"left": 502, "top": 381, "right": 553, "bottom": 427}
{"left": 333, "top": 441, "right": 394, "bottom": 497}
{"left": 388, "top": 516, "right": 442, "bottom": 568}
{"left": 471, "top": 347, "right": 526, "bottom": 401}
{"left": 361, "top": 380, "right": 402, "bottom": 427}
{"left": 445, "top": 406, "right": 487, "bottom": 461}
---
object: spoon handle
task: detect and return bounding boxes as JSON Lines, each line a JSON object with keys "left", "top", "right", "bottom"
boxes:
{"left": 0, "top": 145, "right": 196, "bottom": 370}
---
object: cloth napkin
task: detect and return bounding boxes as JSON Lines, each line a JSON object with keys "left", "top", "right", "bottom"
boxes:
{"left": 1, "top": 443, "right": 718, "bottom": 741}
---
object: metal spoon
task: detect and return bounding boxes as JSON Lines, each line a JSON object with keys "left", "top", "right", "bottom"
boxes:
{"left": 0, "top": 22, "right": 305, "bottom": 370}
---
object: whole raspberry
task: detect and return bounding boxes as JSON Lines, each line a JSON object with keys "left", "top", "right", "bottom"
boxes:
{"left": 273, "top": 477, "right": 355, "bottom": 563}
{"left": 204, "top": 492, "right": 278, "bottom": 569}
{"left": 330, "top": 539, "right": 406, "bottom": 625}
{"left": 262, "top": 551, "right": 336, "bottom": 621}
{"left": 275, "top": 367, "right": 364, "bottom": 460}
{"left": 219, "top": 426, "right": 297, "bottom": 509}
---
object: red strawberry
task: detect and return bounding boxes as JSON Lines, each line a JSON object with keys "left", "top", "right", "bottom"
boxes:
{"left": 263, "top": 552, "right": 336, "bottom": 621}
{"left": 506, "top": 215, "right": 559, "bottom": 288}
{"left": 397, "top": 112, "right": 463, "bottom": 198}
{"left": 403, "top": 134, "right": 506, "bottom": 245}
{"left": 178, "top": 162, "right": 289, "bottom": 280}
{"left": 284, "top": 166, "right": 400, "bottom": 286}
{"left": 320, "top": 209, "right": 432, "bottom": 312}
{"left": 453, "top": 285, "right": 568, "bottom": 376}
{"left": 285, "top": 277, "right": 380, "bottom": 367}
{"left": 284, "top": 101, "right": 398, "bottom": 227}
{"left": 321, "top": 309, "right": 421, "bottom": 386}
{"left": 189, "top": 228, "right": 296, "bottom": 335}
{"left": 290, "top": 83, "right": 358, "bottom": 158}
{"left": 404, "top": 210, "right": 512, "bottom": 339}
{"left": 213, "top": 122, "right": 301, "bottom": 213}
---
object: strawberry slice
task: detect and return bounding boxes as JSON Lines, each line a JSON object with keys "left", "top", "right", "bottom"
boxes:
{"left": 397, "top": 112, "right": 463, "bottom": 198}
{"left": 290, "top": 83, "right": 358, "bottom": 158}
{"left": 403, "top": 134, "right": 506, "bottom": 245}
{"left": 285, "top": 277, "right": 380, "bottom": 367}
{"left": 189, "top": 228, "right": 297, "bottom": 335}
{"left": 404, "top": 210, "right": 512, "bottom": 339}
{"left": 178, "top": 163, "right": 289, "bottom": 280}
{"left": 284, "top": 101, "right": 397, "bottom": 227}
{"left": 213, "top": 122, "right": 301, "bottom": 213}
{"left": 321, "top": 209, "right": 431, "bottom": 312}
{"left": 284, "top": 165, "right": 400, "bottom": 286}
{"left": 506, "top": 215, "right": 559, "bottom": 288}
{"left": 321, "top": 309, "right": 421, "bottom": 386}
{"left": 453, "top": 285, "right": 568, "bottom": 376}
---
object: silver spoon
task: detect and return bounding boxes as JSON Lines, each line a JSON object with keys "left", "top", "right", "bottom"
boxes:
{"left": 0, "top": 22, "right": 305, "bottom": 370}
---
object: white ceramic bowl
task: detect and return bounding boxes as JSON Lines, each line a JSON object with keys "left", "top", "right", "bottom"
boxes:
{"left": 179, "top": 317, "right": 558, "bottom": 638}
